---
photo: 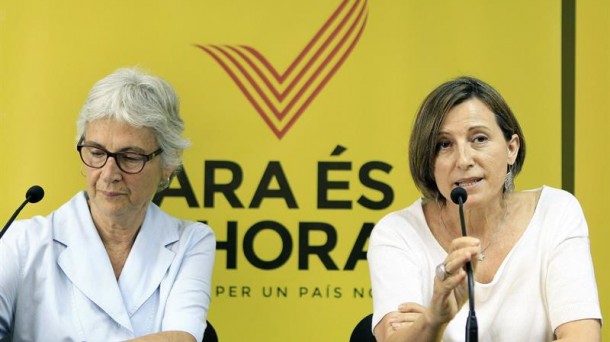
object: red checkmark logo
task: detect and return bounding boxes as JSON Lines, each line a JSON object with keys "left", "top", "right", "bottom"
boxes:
{"left": 196, "top": 0, "right": 368, "bottom": 139}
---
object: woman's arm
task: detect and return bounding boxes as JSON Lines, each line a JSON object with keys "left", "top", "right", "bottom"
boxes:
{"left": 374, "top": 306, "right": 447, "bottom": 342}
{"left": 157, "top": 223, "right": 216, "bottom": 341}
{"left": 127, "top": 330, "right": 196, "bottom": 342}
{"left": 546, "top": 193, "right": 602, "bottom": 340}
{"left": 374, "top": 237, "right": 480, "bottom": 342}
{"left": 554, "top": 319, "right": 601, "bottom": 341}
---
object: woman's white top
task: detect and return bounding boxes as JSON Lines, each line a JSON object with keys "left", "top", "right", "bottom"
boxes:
{"left": 0, "top": 192, "right": 215, "bottom": 342}
{"left": 368, "top": 186, "right": 601, "bottom": 341}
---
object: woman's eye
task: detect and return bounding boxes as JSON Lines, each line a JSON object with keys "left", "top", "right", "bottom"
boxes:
{"left": 437, "top": 141, "right": 452, "bottom": 150}
{"left": 122, "top": 153, "right": 144, "bottom": 162}
{"left": 90, "top": 149, "right": 106, "bottom": 157}
{"left": 473, "top": 135, "right": 488, "bottom": 143}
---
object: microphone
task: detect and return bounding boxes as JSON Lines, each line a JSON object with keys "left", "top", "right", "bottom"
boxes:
{"left": 450, "top": 187, "right": 478, "bottom": 342}
{"left": 450, "top": 187, "right": 467, "bottom": 209}
{"left": 0, "top": 185, "right": 45, "bottom": 240}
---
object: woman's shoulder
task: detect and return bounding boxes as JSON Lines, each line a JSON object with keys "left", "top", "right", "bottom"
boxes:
{"left": 148, "top": 204, "right": 216, "bottom": 243}
{"left": 6, "top": 192, "right": 85, "bottom": 241}
{"left": 376, "top": 198, "right": 424, "bottom": 226}
{"left": 517, "top": 186, "right": 587, "bottom": 237}
{"left": 371, "top": 198, "right": 428, "bottom": 240}
{"left": 509, "top": 185, "right": 578, "bottom": 211}
{"left": 181, "top": 220, "right": 216, "bottom": 241}
{"left": 520, "top": 185, "right": 581, "bottom": 210}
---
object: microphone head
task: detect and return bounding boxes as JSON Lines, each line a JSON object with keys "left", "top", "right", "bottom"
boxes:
{"left": 450, "top": 187, "right": 467, "bottom": 205}
{"left": 26, "top": 185, "right": 45, "bottom": 203}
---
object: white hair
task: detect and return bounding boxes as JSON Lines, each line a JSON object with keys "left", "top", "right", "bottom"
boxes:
{"left": 76, "top": 67, "right": 190, "bottom": 172}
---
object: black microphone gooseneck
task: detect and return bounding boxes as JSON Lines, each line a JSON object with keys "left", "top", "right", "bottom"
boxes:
{"left": 0, "top": 185, "right": 45, "bottom": 240}
{"left": 450, "top": 187, "right": 478, "bottom": 342}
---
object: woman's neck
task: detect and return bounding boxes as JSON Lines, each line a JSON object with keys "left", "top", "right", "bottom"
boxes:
{"left": 90, "top": 210, "right": 144, "bottom": 280}
{"left": 89, "top": 206, "right": 145, "bottom": 249}
{"left": 440, "top": 194, "right": 510, "bottom": 238}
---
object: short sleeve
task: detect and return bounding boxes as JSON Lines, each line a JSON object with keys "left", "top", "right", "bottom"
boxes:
{"left": 545, "top": 192, "right": 602, "bottom": 330}
{"left": 162, "top": 223, "right": 216, "bottom": 342}
{"left": 368, "top": 207, "right": 434, "bottom": 332}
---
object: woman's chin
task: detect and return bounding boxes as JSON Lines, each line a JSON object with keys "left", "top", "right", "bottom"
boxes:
{"left": 91, "top": 199, "right": 129, "bottom": 218}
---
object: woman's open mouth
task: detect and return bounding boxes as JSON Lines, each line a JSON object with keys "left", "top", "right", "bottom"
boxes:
{"left": 454, "top": 178, "right": 482, "bottom": 187}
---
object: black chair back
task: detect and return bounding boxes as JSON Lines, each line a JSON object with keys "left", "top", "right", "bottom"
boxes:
{"left": 350, "top": 313, "right": 375, "bottom": 342}
{"left": 203, "top": 320, "right": 218, "bottom": 342}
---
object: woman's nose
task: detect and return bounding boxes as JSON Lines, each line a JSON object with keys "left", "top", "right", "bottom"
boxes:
{"left": 100, "top": 156, "right": 123, "bottom": 182}
{"left": 456, "top": 144, "right": 474, "bottom": 169}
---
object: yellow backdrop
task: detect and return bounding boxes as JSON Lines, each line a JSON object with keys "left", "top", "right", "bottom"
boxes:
{"left": 0, "top": 1, "right": 606, "bottom": 340}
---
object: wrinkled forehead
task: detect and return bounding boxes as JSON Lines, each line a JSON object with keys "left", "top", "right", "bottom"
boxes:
{"left": 83, "top": 118, "right": 158, "bottom": 151}
{"left": 438, "top": 99, "right": 499, "bottom": 133}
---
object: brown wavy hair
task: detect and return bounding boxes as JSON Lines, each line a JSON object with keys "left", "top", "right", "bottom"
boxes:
{"left": 409, "top": 76, "right": 526, "bottom": 203}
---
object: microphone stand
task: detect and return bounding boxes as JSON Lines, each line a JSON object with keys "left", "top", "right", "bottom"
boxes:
{"left": 457, "top": 196, "right": 478, "bottom": 342}
{"left": 0, "top": 186, "right": 45, "bottom": 240}
{"left": 0, "top": 198, "right": 31, "bottom": 240}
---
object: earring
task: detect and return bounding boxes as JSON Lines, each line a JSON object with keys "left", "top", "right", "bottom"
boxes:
{"left": 158, "top": 178, "right": 171, "bottom": 191}
{"left": 504, "top": 165, "right": 514, "bottom": 192}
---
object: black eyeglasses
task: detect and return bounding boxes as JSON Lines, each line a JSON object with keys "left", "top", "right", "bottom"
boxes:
{"left": 77, "top": 145, "right": 164, "bottom": 174}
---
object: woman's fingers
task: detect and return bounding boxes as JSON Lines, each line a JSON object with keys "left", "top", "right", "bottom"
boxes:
{"left": 389, "top": 303, "right": 427, "bottom": 330}
{"left": 445, "top": 247, "right": 480, "bottom": 274}
{"left": 427, "top": 237, "right": 480, "bottom": 323}
{"left": 398, "top": 302, "right": 426, "bottom": 313}
{"left": 448, "top": 237, "right": 480, "bottom": 255}
{"left": 443, "top": 236, "right": 481, "bottom": 276}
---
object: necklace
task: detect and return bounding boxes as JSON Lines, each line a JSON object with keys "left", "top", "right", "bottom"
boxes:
{"left": 438, "top": 201, "right": 509, "bottom": 261}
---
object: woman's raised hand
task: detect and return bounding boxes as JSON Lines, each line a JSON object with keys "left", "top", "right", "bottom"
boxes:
{"left": 428, "top": 236, "right": 480, "bottom": 326}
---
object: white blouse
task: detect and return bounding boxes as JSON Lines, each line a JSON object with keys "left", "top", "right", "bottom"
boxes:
{"left": 368, "top": 186, "right": 601, "bottom": 341}
{"left": 0, "top": 192, "right": 215, "bottom": 342}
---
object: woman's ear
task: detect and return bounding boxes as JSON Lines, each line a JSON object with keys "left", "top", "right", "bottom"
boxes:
{"left": 162, "top": 167, "right": 176, "bottom": 184}
{"left": 157, "top": 167, "right": 176, "bottom": 192}
{"left": 507, "top": 134, "right": 520, "bottom": 165}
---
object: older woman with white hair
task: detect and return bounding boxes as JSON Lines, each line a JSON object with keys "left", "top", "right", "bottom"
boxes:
{"left": 0, "top": 67, "right": 215, "bottom": 342}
